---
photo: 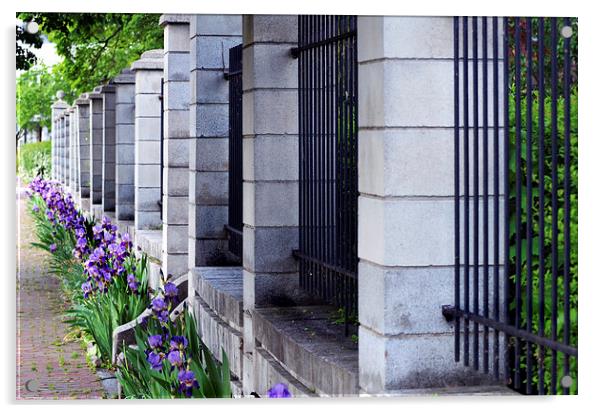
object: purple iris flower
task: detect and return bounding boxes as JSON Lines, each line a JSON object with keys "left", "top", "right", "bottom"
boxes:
{"left": 164, "top": 282, "right": 178, "bottom": 299}
{"left": 76, "top": 237, "right": 88, "bottom": 249}
{"left": 127, "top": 274, "right": 139, "bottom": 292}
{"left": 146, "top": 351, "right": 164, "bottom": 371}
{"left": 267, "top": 383, "right": 292, "bottom": 398}
{"left": 81, "top": 281, "right": 93, "bottom": 298}
{"left": 120, "top": 233, "right": 132, "bottom": 250}
{"left": 49, "top": 243, "right": 57, "bottom": 253}
{"left": 177, "top": 370, "right": 199, "bottom": 397}
{"left": 167, "top": 350, "right": 184, "bottom": 368}
{"left": 169, "top": 336, "right": 188, "bottom": 351}
{"left": 147, "top": 335, "right": 163, "bottom": 349}
{"left": 32, "top": 204, "right": 39, "bottom": 213}
{"left": 151, "top": 297, "right": 167, "bottom": 313}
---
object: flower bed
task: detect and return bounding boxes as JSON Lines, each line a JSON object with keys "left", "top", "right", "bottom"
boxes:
{"left": 26, "top": 177, "right": 231, "bottom": 398}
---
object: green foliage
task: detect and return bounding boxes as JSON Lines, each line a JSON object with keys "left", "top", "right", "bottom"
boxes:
{"left": 65, "top": 255, "right": 150, "bottom": 363}
{"left": 17, "top": 65, "right": 72, "bottom": 131}
{"left": 508, "top": 86, "right": 578, "bottom": 394}
{"left": 17, "top": 141, "right": 51, "bottom": 181}
{"left": 16, "top": 23, "right": 43, "bottom": 71}
{"left": 18, "top": 13, "right": 163, "bottom": 98}
{"left": 116, "top": 309, "right": 232, "bottom": 399}
{"left": 29, "top": 194, "right": 82, "bottom": 285}
{"left": 28, "top": 193, "right": 150, "bottom": 365}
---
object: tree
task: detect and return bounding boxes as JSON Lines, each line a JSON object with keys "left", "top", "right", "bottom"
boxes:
{"left": 16, "top": 23, "right": 43, "bottom": 71}
{"left": 17, "top": 13, "right": 163, "bottom": 98}
{"left": 16, "top": 65, "right": 71, "bottom": 141}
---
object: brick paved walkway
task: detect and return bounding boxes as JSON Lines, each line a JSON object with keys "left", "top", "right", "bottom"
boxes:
{"left": 16, "top": 185, "right": 106, "bottom": 400}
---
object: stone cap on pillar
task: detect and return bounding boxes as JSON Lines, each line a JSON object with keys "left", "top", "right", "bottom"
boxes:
{"left": 159, "top": 14, "right": 190, "bottom": 26}
{"left": 98, "top": 84, "right": 116, "bottom": 94}
{"left": 130, "top": 49, "right": 164, "bottom": 71}
{"left": 52, "top": 99, "right": 69, "bottom": 110}
{"left": 111, "top": 68, "right": 135, "bottom": 84}
{"left": 83, "top": 88, "right": 103, "bottom": 100}
{"left": 52, "top": 98, "right": 69, "bottom": 121}
{"left": 75, "top": 93, "right": 90, "bottom": 106}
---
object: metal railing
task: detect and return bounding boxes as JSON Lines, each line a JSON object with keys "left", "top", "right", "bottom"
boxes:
{"left": 292, "top": 15, "right": 359, "bottom": 334}
{"left": 225, "top": 44, "right": 243, "bottom": 261}
{"left": 446, "top": 16, "right": 578, "bottom": 395}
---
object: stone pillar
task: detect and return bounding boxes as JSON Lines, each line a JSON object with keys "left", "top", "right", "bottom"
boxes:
{"left": 50, "top": 100, "right": 67, "bottom": 181}
{"left": 57, "top": 113, "right": 64, "bottom": 183}
{"left": 89, "top": 88, "right": 104, "bottom": 206}
{"left": 356, "top": 16, "right": 504, "bottom": 393}
{"left": 131, "top": 50, "right": 164, "bottom": 230}
{"left": 75, "top": 95, "right": 91, "bottom": 203}
{"left": 113, "top": 69, "right": 136, "bottom": 221}
{"left": 69, "top": 107, "right": 78, "bottom": 195}
{"left": 188, "top": 15, "right": 242, "bottom": 268}
{"left": 100, "top": 84, "right": 117, "bottom": 212}
{"left": 61, "top": 113, "right": 68, "bottom": 185}
{"left": 160, "top": 14, "right": 190, "bottom": 278}
{"left": 241, "top": 15, "right": 300, "bottom": 395}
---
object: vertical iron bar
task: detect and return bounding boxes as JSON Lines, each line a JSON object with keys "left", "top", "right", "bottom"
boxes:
{"left": 492, "top": 16, "right": 501, "bottom": 380}
{"left": 562, "top": 16, "right": 572, "bottom": 396}
{"left": 513, "top": 17, "right": 523, "bottom": 391}
{"left": 503, "top": 17, "right": 511, "bottom": 385}
{"left": 482, "top": 16, "right": 490, "bottom": 374}
{"left": 310, "top": 16, "right": 319, "bottom": 295}
{"left": 316, "top": 14, "right": 322, "bottom": 298}
{"left": 525, "top": 18, "right": 534, "bottom": 394}
{"left": 536, "top": 16, "right": 546, "bottom": 396}
{"left": 550, "top": 17, "right": 559, "bottom": 395}
{"left": 472, "top": 16, "right": 480, "bottom": 371}
{"left": 462, "top": 16, "right": 470, "bottom": 367}
{"left": 298, "top": 15, "right": 303, "bottom": 288}
{"left": 453, "top": 16, "right": 461, "bottom": 363}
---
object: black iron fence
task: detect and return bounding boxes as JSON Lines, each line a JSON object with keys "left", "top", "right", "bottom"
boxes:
{"left": 292, "top": 15, "right": 359, "bottom": 333}
{"left": 225, "top": 44, "right": 243, "bottom": 261}
{"left": 446, "top": 16, "right": 578, "bottom": 395}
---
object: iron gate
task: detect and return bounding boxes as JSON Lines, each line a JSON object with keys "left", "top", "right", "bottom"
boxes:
{"left": 225, "top": 44, "right": 243, "bottom": 261}
{"left": 292, "top": 15, "right": 359, "bottom": 333}
{"left": 446, "top": 16, "right": 578, "bottom": 395}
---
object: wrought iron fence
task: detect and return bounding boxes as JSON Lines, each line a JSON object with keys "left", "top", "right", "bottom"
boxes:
{"left": 292, "top": 15, "right": 359, "bottom": 333}
{"left": 225, "top": 44, "right": 243, "bottom": 261}
{"left": 445, "top": 16, "right": 578, "bottom": 395}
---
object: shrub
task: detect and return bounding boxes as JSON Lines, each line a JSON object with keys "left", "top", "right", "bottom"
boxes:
{"left": 18, "top": 141, "right": 51, "bottom": 181}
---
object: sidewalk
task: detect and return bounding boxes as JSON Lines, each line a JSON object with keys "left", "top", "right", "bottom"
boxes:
{"left": 16, "top": 185, "right": 105, "bottom": 400}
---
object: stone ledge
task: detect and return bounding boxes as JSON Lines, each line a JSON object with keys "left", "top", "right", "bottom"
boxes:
{"left": 134, "top": 229, "right": 163, "bottom": 261}
{"left": 365, "top": 384, "right": 517, "bottom": 397}
{"left": 255, "top": 346, "right": 318, "bottom": 398}
{"left": 159, "top": 14, "right": 190, "bottom": 26}
{"left": 253, "top": 306, "right": 359, "bottom": 396}
{"left": 191, "top": 296, "right": 244, "bottom": 381}
{"left": 190, "top": 267, "right": 243, "bottom": 329}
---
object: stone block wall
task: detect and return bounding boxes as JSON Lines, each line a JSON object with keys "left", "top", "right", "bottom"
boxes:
{"left": 131, "top": 49, "right": 164, "bottom": 230}
{"left": 160, "top": 14, "right": 191, "bottom": 278}
{"left": 46, "top": 14, "right": 510, "bottom": 398}
{"left": 101, "top": 84, "right": 117, "bottom": 212}
{"left": 75, "top": 96, "right": 91, "bottom": 201}
{"left": 113, "top": 69, "right": 136, "bottom": 221}
{"left": 188, "top": 15, "right": 242, "bottom": 268}
{"left": 88, "top": 89, "right": 104, "bottom": 206}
